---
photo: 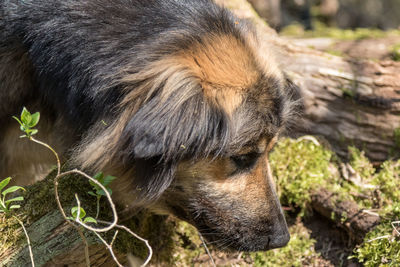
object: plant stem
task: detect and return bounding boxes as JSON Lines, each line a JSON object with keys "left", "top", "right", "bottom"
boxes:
{"left": 29, "top": 137, "right": 61, "bottom": 176}
{"left": 14, "top": 216, "right": 35, "bottom": 267}
{"left": 96, "top": 196, "right": 100, "bottom": 219}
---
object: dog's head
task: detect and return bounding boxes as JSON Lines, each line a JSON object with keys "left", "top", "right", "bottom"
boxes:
{"left": 74, "top": 21, "right": 301, "bottom": 252}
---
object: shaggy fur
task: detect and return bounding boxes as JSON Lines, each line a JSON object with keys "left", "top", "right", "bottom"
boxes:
{"left": 0, "top": 0, "right": 301, "bottom": 251}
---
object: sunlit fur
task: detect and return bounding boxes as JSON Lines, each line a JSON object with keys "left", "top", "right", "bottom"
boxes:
{"left": 0, "top": 0, "right": 301, "bottom": 251}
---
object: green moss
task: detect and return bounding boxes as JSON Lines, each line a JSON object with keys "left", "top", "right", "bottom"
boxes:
{"left": 171, "top": 221, "right": 206, "bottom": 265}
{"left": 270, "top": 138, "right": 400, "bottom": 266}
{"left": 340, "top": 87, "right": 356, "bottom": 98}
{"left": 281, "top": 22, "right": 400, "bottom": 40}
{"left": 20, "top": 166, "right": 102, "bottom": 222}
{"left": 325, "top": 49, "right": 343, "bottom": 57}
{"left": 372, "top": 160, "right": 400, "bottom": 212}
{"left": 390, "top": 44, "right": 400, "bottom": 61}
{"left": 353, "top": 205, "right": 400, "bottom": 267}
{"left": 270, "top": 137, "right": 337, "bottom": 215}
{"left": 250, "top": 223, "right": 320, "bottom": 267}
{"left": 348, "top": 147, "right": 376, "bottom": 180}
{"left": 0, "top": 214, "right": 24, "bottom": 256}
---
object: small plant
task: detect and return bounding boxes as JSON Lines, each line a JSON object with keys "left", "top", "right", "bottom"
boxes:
{"left": 67, "top": 206, "right": 97, "bottom": 224}
{"left": 12, "top": 107, "right": 152, "bottom": 266}
{"left": 0, "top": 177, "right": 25, "bottom": 216}
{"left": 0, "top": 177, "right": 34, "bottom": 266}
{"left": 13, "top": 107, "right": 40, "bottom": 138}
{"left": 88, "top": 172, "right": 116, "bottom": 219}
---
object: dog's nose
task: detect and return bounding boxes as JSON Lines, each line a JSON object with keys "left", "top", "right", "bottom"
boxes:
{"left": 268, "top": 231, "right": 290, "bottom": 249}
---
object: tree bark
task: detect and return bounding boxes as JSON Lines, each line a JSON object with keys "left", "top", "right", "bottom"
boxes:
{"left": 2, "top": 0, "right": 400, "bottom": 266}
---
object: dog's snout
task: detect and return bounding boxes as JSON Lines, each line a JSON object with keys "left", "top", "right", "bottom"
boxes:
{"left": 267, "top": 220, "right": 290, "bottom": 249}
{"left": 269, "top": 231, "right": 290, "bottom": 249}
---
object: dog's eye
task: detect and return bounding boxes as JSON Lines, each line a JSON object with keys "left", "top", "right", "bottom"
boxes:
{"left": 230, "top": 152, "right": 260, "bottom": 171}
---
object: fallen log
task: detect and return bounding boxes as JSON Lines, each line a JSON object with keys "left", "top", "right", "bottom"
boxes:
{"left": 311, "top": 188, "right": 380, "bottom": 243}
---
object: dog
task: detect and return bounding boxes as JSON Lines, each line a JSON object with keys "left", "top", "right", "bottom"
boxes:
{"left": 0, "top": 0, "right": 300, "bottom": 251}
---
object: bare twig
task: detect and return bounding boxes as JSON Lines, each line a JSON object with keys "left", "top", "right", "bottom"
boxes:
{"left": 14, "top": 216, "right": 35, "bottom": 267}
{"left": 198, "top": 232, "right": 216, "bottom": 267}
{"left": 30, "top": 137, "right": 61, "bottom": 176}
{"left": 110, "top": 230, "right": 119, "bottom": 247}
{"left": 98, "top": 220, "right": 153, "bottom": 267}
{"left": 296, "top": 135, "right": 321, "bottom": 146}
{"left": 391, "top": 221, "right": 400, "bottom": 236}
{"left": 93, "top": 231, "right": 124, "bottom": 267}
{"left": 367, "top": 235, "right": 392, "bottom": 242}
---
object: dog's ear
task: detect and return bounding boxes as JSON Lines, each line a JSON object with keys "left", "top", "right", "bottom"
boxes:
{"left": 283, "top": 74, "right": 304, "bottom": 114}
{"left": 117, "top": 91, "right": 230, "bottom": 202}
{"left": 279, "top": 74, "right": 304, "bottom": 135}
{"left": 132, "top": 157, "right": 176, "bottom": 202}
{"left": 284, "top": 75, "right": 302, "bottom": 105}
{"left": 121, "top": 92, "right": 229, "bottom": 162}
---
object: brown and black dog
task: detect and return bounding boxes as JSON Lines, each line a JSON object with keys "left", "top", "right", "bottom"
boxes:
{"left": 0, "top": 0, "right": 300, "bottom": 251}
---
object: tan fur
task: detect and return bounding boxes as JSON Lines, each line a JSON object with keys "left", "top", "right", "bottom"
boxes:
{"left": 118, "top": 34, "right": 265, "bottom": 117}
{"left": 181, "top": 34, "right": 259, "bottom": 114}
{"left": 151, "top": 137, "right": 276, "bottom": 216}
{"left": 244, "top": 29, "right": 284, "bottom": 82}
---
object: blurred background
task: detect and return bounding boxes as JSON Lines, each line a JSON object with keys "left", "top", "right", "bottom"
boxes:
{"left": 248, "top": 0, "right": 400, "bottom": 31}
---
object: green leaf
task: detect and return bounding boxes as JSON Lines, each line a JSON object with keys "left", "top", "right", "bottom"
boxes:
{"left": 83, "top": 216, "right": 97, "bottom": 224}
{"left": 21, "top": 107, "right": 32, "bottom": 126}
{"left": 13, "top": 116, "right": 23, "bottom": 126}
{"left": 30, "top": 129, "right": 38, "bottom": 136}
{"left": 9, "top": 205, "right": 21, "bottom": 210}
{"left": 5, "top": 196, "right": 24, "bottom": 204}
{"left": 93, "top": 172, "right": 104, "bottom": 181}
{"left": 0, "top": 177, "right": 11, "bottom": 192}
{"left": 96, "top": 190, "right": 107, "bottom": 196}
{"left": 29, "top": 112, "right": 40, "bottom": 128}
{"left": 71, "top": 207, "right": 86, "bottom": 219}
{"left": 90, "top": 172, "right": 104, "bottom": 187}
{"left": 103, "top": 175, "right": 116, "bottom": 186}
{"left": 0, "top": 201, "right": 7, "bottom": 212}
{"left": 2, "top": 185, "right": 25, "bottom": 196}
{"left": 88, "top": 191, "right": 97, "bottom": 196}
